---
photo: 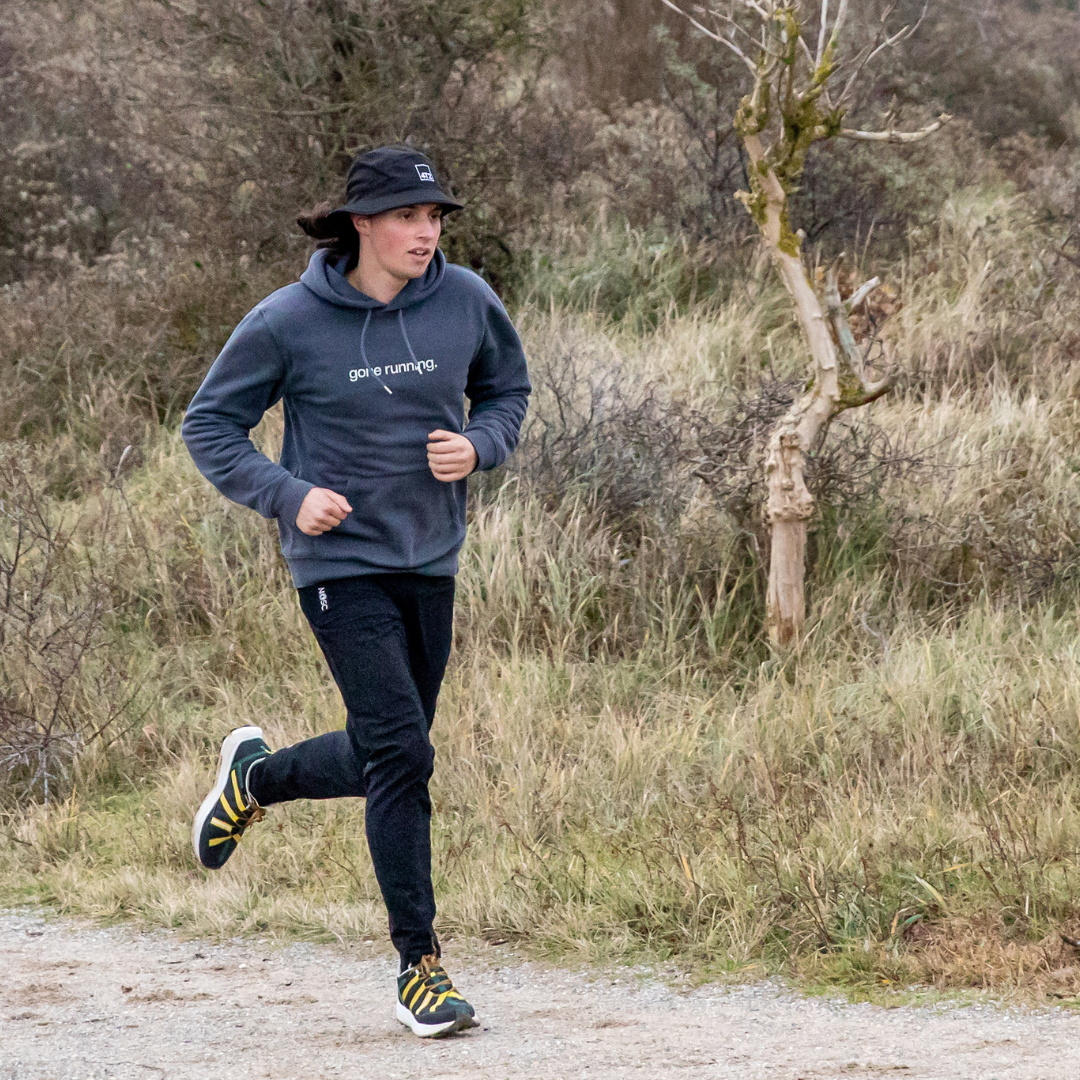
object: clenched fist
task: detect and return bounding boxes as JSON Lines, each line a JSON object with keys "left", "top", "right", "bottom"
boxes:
{"left": 296, "top": 487, "right": 353, "bottom": 535}
{"left": 427, "top": 430, "right": 478, "bottom": 482}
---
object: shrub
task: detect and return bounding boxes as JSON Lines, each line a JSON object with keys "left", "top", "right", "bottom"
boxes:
{"left": 0, "top": 445, "right": 138, "bottom": 803}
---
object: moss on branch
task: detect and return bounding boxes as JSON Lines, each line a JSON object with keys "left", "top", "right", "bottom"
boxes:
{"left": 732, "top": 6, "right": 844, "bottom": 254}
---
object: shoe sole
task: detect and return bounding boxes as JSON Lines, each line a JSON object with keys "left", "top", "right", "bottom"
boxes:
{"left": 191, "top": 725, "right": 265, "bottom": 869}
{"left": 395, "top": 1000, "right": 478, "bottom": 1038}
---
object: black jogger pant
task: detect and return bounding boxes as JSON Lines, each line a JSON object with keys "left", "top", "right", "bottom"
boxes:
{"left": 247, "top": 572, "right": 455, "bottom": 967}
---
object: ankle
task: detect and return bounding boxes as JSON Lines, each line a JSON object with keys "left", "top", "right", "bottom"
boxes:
{"left": 243, "top": 755, "right": 267, "bottom": 805}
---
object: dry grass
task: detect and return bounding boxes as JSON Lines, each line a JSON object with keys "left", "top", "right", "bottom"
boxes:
{"left": 2, "top": 189, "right": 1080, "bottom": 1003}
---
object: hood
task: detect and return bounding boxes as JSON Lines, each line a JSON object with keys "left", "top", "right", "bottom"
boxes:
{"left": 299, "top": 247, "right": 447, "bottom": 312}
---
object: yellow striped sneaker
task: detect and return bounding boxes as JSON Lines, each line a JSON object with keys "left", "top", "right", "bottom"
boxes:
{"left": 396, "top": 954, "right": 477, "bottom": 1037}
{"left": 192, "top": 726, "right": 271, "bottom": 870}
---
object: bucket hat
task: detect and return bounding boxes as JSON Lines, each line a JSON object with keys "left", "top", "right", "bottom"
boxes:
{"left": 331, "top": 146, "right": 463, "bottom": 218}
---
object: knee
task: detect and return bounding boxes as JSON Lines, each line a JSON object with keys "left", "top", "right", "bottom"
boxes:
{"left": 378, "top": 730, "right": 434, "bottom": 784}
{"left": 403, "top": 734, "right": 435, "bottom": 782}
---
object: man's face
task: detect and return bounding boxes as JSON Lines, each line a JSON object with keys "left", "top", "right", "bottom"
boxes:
{"left": 352, "top": 204, "right": 443, "bottom": 282}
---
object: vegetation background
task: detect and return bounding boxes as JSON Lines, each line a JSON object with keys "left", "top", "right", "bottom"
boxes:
{"left": 3, "top": 0, "right": 1080, "bottom": 1000}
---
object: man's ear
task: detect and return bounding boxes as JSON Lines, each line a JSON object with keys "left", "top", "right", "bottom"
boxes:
{"left": 350, "top": 213, "right": 369, "bottom": 239}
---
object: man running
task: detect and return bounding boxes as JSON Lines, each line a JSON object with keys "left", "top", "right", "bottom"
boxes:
{"left": 181, "top": 146, "right": 530, "bottom": 1038}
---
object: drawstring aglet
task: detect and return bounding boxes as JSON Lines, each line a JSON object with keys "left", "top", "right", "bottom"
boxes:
{"left": 384, "top": 386, "right": 393, "bottom": 394}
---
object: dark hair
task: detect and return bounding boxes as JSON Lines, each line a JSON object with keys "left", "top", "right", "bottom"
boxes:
{"left": 297, "top": 201, "right": 359, "bottom": 271}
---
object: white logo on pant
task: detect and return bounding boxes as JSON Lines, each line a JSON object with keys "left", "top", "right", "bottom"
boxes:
{"left": 318, "top": 587, "right": 328, "bottom": 611}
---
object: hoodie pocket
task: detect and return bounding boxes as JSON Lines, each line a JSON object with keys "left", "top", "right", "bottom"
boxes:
{"left": 270, "top": 470, "right": 459, "bottom": 570}
{"left": 340, "top": 470, "right": 464, "bottom": 568}
{"left": 279, "top": 470, "right": 465, "bottom": 569}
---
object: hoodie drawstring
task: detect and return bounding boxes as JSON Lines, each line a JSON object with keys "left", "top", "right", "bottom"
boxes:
{"left": 360, "top": 309, "right": 393, "bottom": 395}
{"left": 397, "top": 310, "right": 422, "bottom": 369}
{"left": 360, "top": 309, "right": 427, "bottom": 397}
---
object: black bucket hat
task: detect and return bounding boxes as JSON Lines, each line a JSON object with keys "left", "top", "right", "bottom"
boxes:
{"left": 331, "top": 146, "right": 463, "bottom": 218}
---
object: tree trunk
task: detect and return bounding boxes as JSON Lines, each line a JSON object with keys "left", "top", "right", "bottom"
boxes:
{"left": 742, "top": 135, "right": 839, "bottom": 646}
{"left": 766, "top": 518, "right": 808, "bottom": 645}
{"left": 741, "top": 135, "right": 893, "bottom": 645}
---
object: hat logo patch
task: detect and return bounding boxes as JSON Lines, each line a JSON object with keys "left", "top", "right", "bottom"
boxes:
{"left": 415, "top": 164, "right": 435, "bottom": 182}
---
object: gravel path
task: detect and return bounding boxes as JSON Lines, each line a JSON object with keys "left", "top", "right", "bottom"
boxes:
{"left": 2, "top": 910, "right": 1077, "bottom": 1079}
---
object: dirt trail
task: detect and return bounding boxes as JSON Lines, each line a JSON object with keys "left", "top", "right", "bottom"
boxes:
{"left": 1, "top": 910, "right": 1077, "bottom": 1080}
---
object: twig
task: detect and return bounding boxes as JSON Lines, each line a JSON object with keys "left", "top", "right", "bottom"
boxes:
{"left": 1056, "top": 246, "right": 1080, "bottom": 270}
{"left": 844, "top": 276, "right": 880, "bottom": 313}
{"left": 815, "top": 0, "right": 830, "bottom": 67}
{"left": 740, "top": 0, "right": 770, "bottom": 20}
{"left": 659, "top": 0, "right": 759, "bottom": 73}
{"left": 112, "top": 445, "right": 132, "bottom": 485}
{"left": 833, "top": 4, "right": 925, "bottom": 107}
{"left": 1, "top": 829, "right": 35, "bottom": 849}
{"left": 696, "top": 2, "right": 761, "bottom": 44}
{"left": 858, "top": 612, "right": 891, "bottom": 661}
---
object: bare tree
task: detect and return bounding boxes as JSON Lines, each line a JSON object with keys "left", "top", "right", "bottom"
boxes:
{"left": 659, "top": 0, "right": 947, "bottom": 644}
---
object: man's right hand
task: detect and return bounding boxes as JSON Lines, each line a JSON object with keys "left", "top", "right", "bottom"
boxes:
{"left": 295, "top": 487, "right": 353, "bottom": 536}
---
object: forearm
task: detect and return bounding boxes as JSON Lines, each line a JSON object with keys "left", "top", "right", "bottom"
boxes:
{"left": 181, "top": 414, "right": 313, "bottom": 522}
{"left": 182, "top": 306, "right": 313, "bottom": 523}
{"left": 463, "top": 390, "right": 529, "bottom": 471}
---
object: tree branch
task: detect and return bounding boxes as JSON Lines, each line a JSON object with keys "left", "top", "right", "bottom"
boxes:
{"left": 844, "top": 276, "right": 880, "bottom": 313}
{"left": 833, "top": 1, "right": 926, "bottom": 107}
{"left": 740, "top": 0, "right": 771, "bottom": 21}
{"left": 798, "top": 27, "right": 817, "bottom": 71}
{"left": 839, "top": 114, "right": 950, "bottom": 142}
{"left": 701, "top": 3, "right": 765, "bottom": 45}
{"left": 863, "top": 3, "right": 929, "bottom": 68}
{"left": 853, "top": 375, "right": 893, "bottom": 405}
{"left": 1057, "top": 246, "right": 1080, "bottom": 270}
{"left": 658, "top": 0, "right": 759, "bottom": 72}
{"left": 815, "top": 0, "right": 829, "bottom": 68}
{"left": 831, "top": 0, "right": 850, "bottom": 44}
{"left": 823, "top": 266, "right": 895, "bottom": 409}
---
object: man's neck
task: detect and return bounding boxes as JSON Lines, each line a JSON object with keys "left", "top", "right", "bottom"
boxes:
{"left": 347, "top": 256, "right": 407, "bottom": 305}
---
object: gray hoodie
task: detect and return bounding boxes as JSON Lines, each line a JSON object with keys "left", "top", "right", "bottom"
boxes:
{"left": 181, "top": 248, "right": 530, "bottom": 587}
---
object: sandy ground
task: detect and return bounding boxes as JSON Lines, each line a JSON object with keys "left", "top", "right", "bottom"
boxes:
{"left": 2, "top": 911, "right": 1078, "bottom": 1080}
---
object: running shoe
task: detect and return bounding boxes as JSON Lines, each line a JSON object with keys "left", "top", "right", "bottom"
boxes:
{"left": 396, "top": 954, "right": 477, "bottom": 1037}
{"left": 192, "top": 726, "right": 271, "bottom": 870}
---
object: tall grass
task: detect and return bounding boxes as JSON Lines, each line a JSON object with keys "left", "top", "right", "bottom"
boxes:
{"left": 2, "top": 190, "right": 1080, "bottom": 999}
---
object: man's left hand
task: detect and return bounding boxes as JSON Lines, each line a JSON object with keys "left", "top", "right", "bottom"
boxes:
{"left": 427, "top": 430, "right": 478, "bottom": 482}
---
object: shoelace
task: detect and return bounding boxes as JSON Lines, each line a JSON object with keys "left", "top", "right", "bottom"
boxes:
{"left": 402, "top": 955, "right": 464, "bottom": 1014}
{"left": 207, "top": 769, "right": 265, "bottom": 847}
